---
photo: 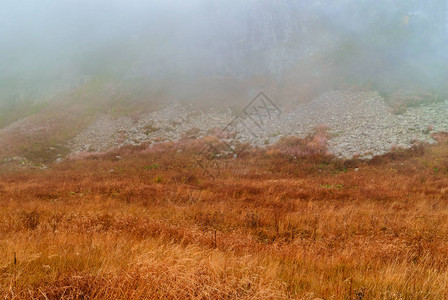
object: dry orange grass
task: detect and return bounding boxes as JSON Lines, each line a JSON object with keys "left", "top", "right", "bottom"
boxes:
{"left": 1, "top": 134, "right": 448, "bottom": 299}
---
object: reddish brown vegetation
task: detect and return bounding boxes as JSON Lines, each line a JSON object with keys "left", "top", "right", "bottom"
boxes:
{"left": 272, "top": 125, "right": 329, "bottom": 160}
{"left": 387, "top": 89, "right": 442, "bottom": 115}
{"left": 1, "top": 134, "right": 448, "bottom": 298}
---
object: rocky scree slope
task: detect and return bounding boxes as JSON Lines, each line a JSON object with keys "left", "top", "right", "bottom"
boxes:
{"left": 71, "top": 90, "right": 448, "bottom": 160}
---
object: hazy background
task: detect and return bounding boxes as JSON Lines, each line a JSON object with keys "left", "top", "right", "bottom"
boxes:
{"left": 1, "top": 0, "right": 448, "bottom": 127}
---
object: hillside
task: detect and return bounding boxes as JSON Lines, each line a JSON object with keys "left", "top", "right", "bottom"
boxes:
{"left": 2, "top": 1, "right": 448, "bottom": 298}
{"left": 1, "top": 0, "right": 447, "bottom": 165}
{"left": 1, "top": 87, "right": 447, "bottom": 169}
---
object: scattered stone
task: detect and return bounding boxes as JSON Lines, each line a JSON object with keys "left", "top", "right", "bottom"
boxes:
{"left": 69, "top": 91, "right": 448, "bottom": 159}
{"left": 12, "top": 156, "right": 27, "bottom": 162}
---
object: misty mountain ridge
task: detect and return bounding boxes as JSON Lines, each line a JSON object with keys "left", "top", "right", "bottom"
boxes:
{"left": 2, "top": 0, "right": 447, "bottom": 106}
{"left": 1, "top": 0, "right": 448, "bottom": 164}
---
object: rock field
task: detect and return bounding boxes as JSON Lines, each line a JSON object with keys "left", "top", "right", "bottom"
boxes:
{"left": 70, "top": 90, "right": 448, "bottom": 159}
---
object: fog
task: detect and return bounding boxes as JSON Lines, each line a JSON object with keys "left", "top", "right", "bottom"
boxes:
{"left": 1, "top": 0, "right": 447, "bottom": 108}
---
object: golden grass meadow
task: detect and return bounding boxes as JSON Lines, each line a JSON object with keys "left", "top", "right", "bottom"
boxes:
{"left": 1, "top": 133, "right": 448, "bottom": 299}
